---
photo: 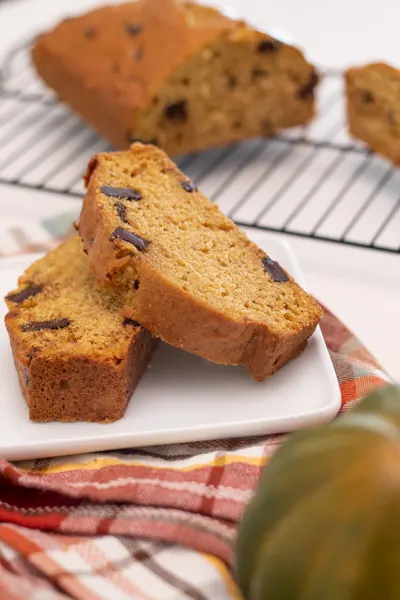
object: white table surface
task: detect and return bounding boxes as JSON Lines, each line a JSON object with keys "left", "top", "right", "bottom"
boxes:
{"left": 0, "top": 0, "right": 399, "bottom": 380}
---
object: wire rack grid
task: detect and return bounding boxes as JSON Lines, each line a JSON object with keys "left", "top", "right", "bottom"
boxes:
{"left": 1, "top": 38, "right": 399, "bottom": 254}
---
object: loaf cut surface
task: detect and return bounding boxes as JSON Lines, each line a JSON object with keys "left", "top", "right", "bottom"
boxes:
{"left": 346, "top": 63, "right": 400, "bottom": 165}
{"left": 79, "top": 143, "right": 322, "bottom": 381}
{"left": 32, "top": 0, "right": 318, "bottom": 156}
{"left": 5, "top": 236, "right": 156, "bottom": 422}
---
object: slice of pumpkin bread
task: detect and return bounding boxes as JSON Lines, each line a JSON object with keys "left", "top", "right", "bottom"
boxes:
{"left": 346, "top": 63, "right": 400, "bottom": 165}
{"left": 79, "top": 143, "right": 322, "bottom": 381}
{"left": 5, "top": 236, "right": 156, "bottom": 422}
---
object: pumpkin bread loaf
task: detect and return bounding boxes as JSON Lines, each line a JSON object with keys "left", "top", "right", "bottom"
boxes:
{"left": 79, "top": 143, "right": 322, "bottom": 381}
{"left": 346, "top": 63, "right": 400, "bottom": 165}
{"left": 5, "top": 236, "right": 156, "bottom": 422}
{"left": 31, "top": 0, "right": 318, "bottom": 156}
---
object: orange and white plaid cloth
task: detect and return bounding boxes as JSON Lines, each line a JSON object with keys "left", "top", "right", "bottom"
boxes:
{"left": 0, "top": 199, "right": 390, "bottom": 600}
{"left": 0, "top": 297, "right": 389, "bottom": 599}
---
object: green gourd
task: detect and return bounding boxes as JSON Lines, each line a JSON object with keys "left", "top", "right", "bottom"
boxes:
{"left": 236, "top": 384, "right": 400, "bottom": 600}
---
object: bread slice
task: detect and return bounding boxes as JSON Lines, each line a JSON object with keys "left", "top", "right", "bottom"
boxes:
{"left": 346, "top": 63, "right": 400, "bottom": 165}
{"left": 79, "top": 143, "right": 322, "bottom": 381}
{"left": 31, "top": 0, "right": 318, "bottom": 156}
{"left": 5, "top": 236, "right": 156, "bottom": 422}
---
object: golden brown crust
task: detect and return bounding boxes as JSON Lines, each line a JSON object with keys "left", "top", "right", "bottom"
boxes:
{"left": 5, "top": 237, "right": 157, "bottom": 422}
{"left": 346, "top": 62, "right": 400, "bottom": 165}
{"left": 31, "top": 0, "right": 232, "bottom": 149}
{"left": 7, "top": 326, "right": 155, "bottom": 422}
{"left": 31, "top": 0, "right": 318, "bottom": 154}
{"left": 33, "top": 0, "right": 232, "bottom": 110}
{"left": 79, "top": 143, "right": 322, "bottom": 381}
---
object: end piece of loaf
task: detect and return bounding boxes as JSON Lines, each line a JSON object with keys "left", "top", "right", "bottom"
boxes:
{"left": 79, "top": 143, "right": 322, "bottom": 381}
{"left": 346, "top": 62, "right": 400, "bottom": 165}
{"left": 32, "top": 0, "right": 318, "bottom": 156}
{"left": 5, "top": 236, "right": 156, "bottom": 422}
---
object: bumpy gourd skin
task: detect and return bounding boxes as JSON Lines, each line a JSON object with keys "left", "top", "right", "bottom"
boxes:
{"left": 236, "top": 384, "right": 400, "bottom": 600}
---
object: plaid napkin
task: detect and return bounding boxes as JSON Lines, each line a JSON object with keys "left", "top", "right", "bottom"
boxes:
{"left": 0, "top": 304, "right": 388, "bottom": 600}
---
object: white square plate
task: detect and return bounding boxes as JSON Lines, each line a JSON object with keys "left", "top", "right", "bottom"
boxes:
{"left": 0, "top": 232, "right": 340, "bottom": 460}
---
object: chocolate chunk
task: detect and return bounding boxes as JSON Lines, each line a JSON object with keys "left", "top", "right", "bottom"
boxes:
{"left": 111, "top": 227, "right": 150, "bottom": 251}
{"left": 362, "top": 90, "right": 375, "bottom": 104}
{"left": 7, "top": 284, "right": 43, "bottom": 304}
{"left": 111, "top": 63, "right": 120, "bottom": 74}
{"left": 262, "top": 257, "right": 289, "bottom": 283}
{"left": 252, "top": 68, "right": 268, "bottom": 81}
{"left": 180, "top": 180, "right": 197, "bottom": 193}
{"left": 21, "top": 318, "right": 71, "bottom": 332}
{"left": 134, "top": 280, "right": 140, "bottom": 290}
{"left": 297, "top": 71, "right": 319, "bottom": 99}
{"left": 123, "top": 318, "right": 141, "bottom": 327}
{"left": 101, "top": 186, "right": 142, "bottom": 201}
{"left": 226, "top": 73, "right": 237, "bottom": 89}
{"left": 84, "top": 26, "right": 97, "bottom": 39}
{"left": 165, "top": 101, "right": 187, "bottom": 122}
{"left": 257, "top": 39, "right": 282, "bottom": 53}
{"left": 135, "top": 48, "right": 144, "bottom": 62}
{"left": 126, "top": 23, "right": 143, "bottom": 36}
{"left": 115, "top": 201, "right": 128, "bottom": 224}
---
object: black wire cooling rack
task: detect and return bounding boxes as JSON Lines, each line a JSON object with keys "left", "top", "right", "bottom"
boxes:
{"left": 1, "top": 38, "right": 400, "bottom": 254}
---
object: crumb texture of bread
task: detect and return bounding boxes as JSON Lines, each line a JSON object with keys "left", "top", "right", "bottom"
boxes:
{"left": 79, "top": 143, "right": 322, "bottom": 381}
{"left": 346, "top": 62, "right": 400, "bottom": 165}
{"left": 31, "top": 0, "right": 318, "bottom": 155}
{"left": 5, "top": 236, "right": 156, "bottom": 422}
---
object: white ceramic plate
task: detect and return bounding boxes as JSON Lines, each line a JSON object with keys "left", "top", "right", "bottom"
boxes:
{"left": 0, "top": 232, "right": 340, "bottom": 460}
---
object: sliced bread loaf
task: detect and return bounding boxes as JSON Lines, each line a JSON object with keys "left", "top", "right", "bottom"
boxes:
{"left": 79, "top": 143, "right": 322, "bottom": 381}
{"left": 5, "top": 236, "right": 156, "bottom": 422}
{"left": 31, "top": 0, "right": 318, "bottom": 155}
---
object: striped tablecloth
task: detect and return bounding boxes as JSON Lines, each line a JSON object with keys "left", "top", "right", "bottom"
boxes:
{"left": 0, "top": 213, "right": 389, "bottom": 599}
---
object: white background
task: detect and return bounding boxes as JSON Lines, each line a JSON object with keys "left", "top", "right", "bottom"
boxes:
{"left": 2, "top": 0, "right": 399, "bottom": 68}
{"left": 0, "top": 0, "right": 399, "bottom": 379}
